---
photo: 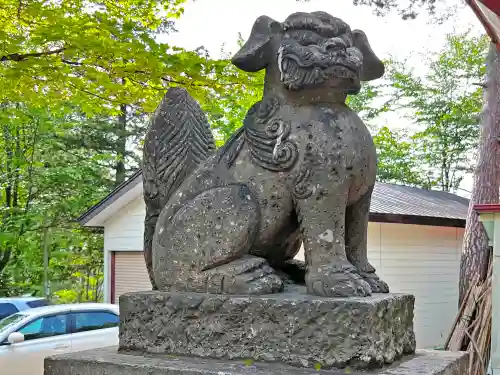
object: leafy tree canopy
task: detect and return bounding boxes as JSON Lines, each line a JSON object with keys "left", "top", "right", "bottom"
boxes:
{"left": 384, "top": 32, "right": 488, "bottom": 191}
{"left": 0, "top": 0, "right": 246, "bottom": 116}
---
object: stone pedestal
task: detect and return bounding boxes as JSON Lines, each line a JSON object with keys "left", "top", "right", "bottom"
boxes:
{"left": 45, "top": 346, "right": 468, "bottom": 375}
{"left": 118, "top": 286, "right": 415, "bottom": 369}
{"left": 44, "top": 287, "right": 468, "bottom": 375}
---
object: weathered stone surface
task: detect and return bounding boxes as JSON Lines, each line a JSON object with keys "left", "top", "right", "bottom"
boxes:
{"left": 142, "top": 11, "right": 390, "bottom": 298}
{"left": 118, "top": 286, "right": 415, "bottom": 369}
{"left": 44, "top": 346, "right": 468, "bottom": 375}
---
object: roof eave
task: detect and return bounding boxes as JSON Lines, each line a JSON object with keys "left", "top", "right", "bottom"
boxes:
{"left": 78, "top": 170, "right": 143, "bottom": 227}
{"left": 369, "top": 212, "right": 466, "bottom": 228}
{"left": 474, "top": 203, "right": 500, "bottom": 213}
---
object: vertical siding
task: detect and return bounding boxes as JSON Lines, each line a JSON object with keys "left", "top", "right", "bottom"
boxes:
{"left": 104, "top": 198, "right": 463, "bottom": 349}
{"left": 371, "top": 223, "right": 463, "bottom": 349}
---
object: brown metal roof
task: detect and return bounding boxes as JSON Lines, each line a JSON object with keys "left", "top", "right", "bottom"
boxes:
{"left": 371, "top": 182, "right": 469, "bottom": 220}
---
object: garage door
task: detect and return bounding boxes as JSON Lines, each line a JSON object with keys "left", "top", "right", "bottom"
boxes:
{"left": 113, "top": 251, "right": 152, "bottom": 303}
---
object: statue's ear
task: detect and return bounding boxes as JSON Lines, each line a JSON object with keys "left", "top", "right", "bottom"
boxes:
{"left": 232, "top": 15, "right": 282, "bottom": 72}
{"left": 352, "top": 30, "right": 385, "bottom": 81}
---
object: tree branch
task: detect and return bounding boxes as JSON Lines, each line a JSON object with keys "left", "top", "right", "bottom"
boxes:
{"left": 66, "top": 82, "right": 121, "bottom": 104}
{"left": 61, "top": 58, "right": 83, "bottom": 66}
{"left": 17, "top": 0, "right": 22, "bottom": 20}
{"left": 1, "top": 48, "right": 65, "bottom": 62}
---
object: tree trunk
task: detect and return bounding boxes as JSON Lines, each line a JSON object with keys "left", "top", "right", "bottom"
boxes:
{"left": 459, "top": 43, "right": 500, "bottom": 304}
{"left": 115, "top": 103, "right": 127, "bottom": 186}
{"left": 0, "top": 124, "right": 13, "bottom": 275}
{"left": 0, "top": 115, "right": 18, "bottom": 275}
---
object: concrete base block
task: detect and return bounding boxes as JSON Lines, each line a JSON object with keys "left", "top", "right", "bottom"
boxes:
{"left": 45, "top": 346, "right": 469, "bottom": 375}
{"left": 119, "top": 286, "right": 416, "bottom": 369}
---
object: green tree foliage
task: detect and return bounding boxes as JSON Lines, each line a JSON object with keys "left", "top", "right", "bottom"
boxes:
{"left": 0, "top": 103, "right": 110, "bottom": 296}
{"left": 384, "top": 32, "right": 487, "bottom": 192}
{"left": 1, "top": 0, "right": 186, "bottom": 113}
{"left": 297, "top": 0, "right": 457, "bottom": 21}
{"left": 372, "top": 126, "right": 431, "bottom": 187}
{"left": 351, "top": 0, "right": 446, "bottom": 19}
{"left": 346, "top": 81, "right": 390, "bottom": 124}
{"left": 203, "top": 66, "right": 263, "bottom": 146}
{"left": 0, "top": 0, "right": 247, "bottom": 185}
{"left": 0, "top": 1, "right": 269, "bottom": 298}
{"left": 201, "top": 40, "right": 264, "bottom": 146}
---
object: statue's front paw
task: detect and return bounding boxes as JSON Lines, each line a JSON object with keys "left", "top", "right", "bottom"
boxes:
{"left": 360, "top": 272, "right": 390, "bottom": 293}
{"left": 306, "top": 263, "right": 372, "bottom": 297}
{"left": 206, "top": 255, "right": 284, "bottom": 295}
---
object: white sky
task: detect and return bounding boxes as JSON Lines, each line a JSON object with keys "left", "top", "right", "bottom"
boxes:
{"left": 168, "top": 0, "right": 483, "bottom": 61}
{"left": 165, "top": 0, "right": 487, "bottom": 197}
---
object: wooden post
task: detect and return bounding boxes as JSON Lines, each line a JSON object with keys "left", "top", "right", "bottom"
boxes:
{"left": 475, "top": 206, "right": 500, "bottom": 374}
{"left": 489, "top": 212, "right": 500, "bottom": 375}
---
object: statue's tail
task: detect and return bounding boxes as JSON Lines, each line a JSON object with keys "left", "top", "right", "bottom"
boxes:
{"left": 142, "top": 87, "right": 216, "bottom": 289}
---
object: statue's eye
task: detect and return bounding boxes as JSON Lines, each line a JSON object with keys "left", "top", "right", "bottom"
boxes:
{"left": 300, "top": 40, "right": 316, "bottom": 46}
{"left": 287, "top": 30, "right": 323, "bottom": 46}
{"left": 301, "top": 39, "right": 319, "bottom": 46}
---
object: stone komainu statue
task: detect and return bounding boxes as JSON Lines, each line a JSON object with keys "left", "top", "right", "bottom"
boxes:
{"left": 142, "top": 11, "right": 389, "bottom": 297}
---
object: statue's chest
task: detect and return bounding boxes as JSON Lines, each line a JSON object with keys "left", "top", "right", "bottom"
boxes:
{"left": 220, "top": 99, "right": 302, "bottom": 175}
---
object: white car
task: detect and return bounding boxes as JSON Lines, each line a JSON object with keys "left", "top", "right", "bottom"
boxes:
{"left": 0, "top": 303, "right": 119, "bottom": 375}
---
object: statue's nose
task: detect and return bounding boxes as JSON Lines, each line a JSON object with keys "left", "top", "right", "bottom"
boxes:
{"left": 323, "top": 37, "right": 347, "bottom": 52}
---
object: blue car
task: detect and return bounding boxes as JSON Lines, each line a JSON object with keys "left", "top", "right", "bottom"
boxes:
{"left": 0, "top": 298, "right": 52, "bottom": 320}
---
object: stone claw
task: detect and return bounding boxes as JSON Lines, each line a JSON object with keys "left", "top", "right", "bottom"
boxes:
{"left": 305, "top": 262, "right": 372, "bottom": 297}
{"left": 360, "top": 272, "right": 390, "bottom": 293}
{"left": 205, "top": 255, "right": 284, "bottom": 295}
{"left": 245, "top": 274, "right": 284, "bottom": 294}
{"left": 352, "top": 259, "right": 376, "bottom": 274}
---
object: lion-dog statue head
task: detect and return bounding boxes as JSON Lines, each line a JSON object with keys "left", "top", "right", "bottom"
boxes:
{"left": 232, "top": 11, "right": 384, "bottom": 98}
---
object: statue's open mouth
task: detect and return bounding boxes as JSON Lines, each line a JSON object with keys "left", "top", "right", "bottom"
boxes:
{"left": 279, "top": 53, "right": 358, "bottom": 73}
{"left": 277, "top": 43, "right": 361, "bottom": 89}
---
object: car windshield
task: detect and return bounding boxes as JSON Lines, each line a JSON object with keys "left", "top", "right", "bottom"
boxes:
{"left": 26, "top": 299, "right": 52, "bottom": 308}
{"left": 0, "top": 313, "right": 26, "bottom": 334}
